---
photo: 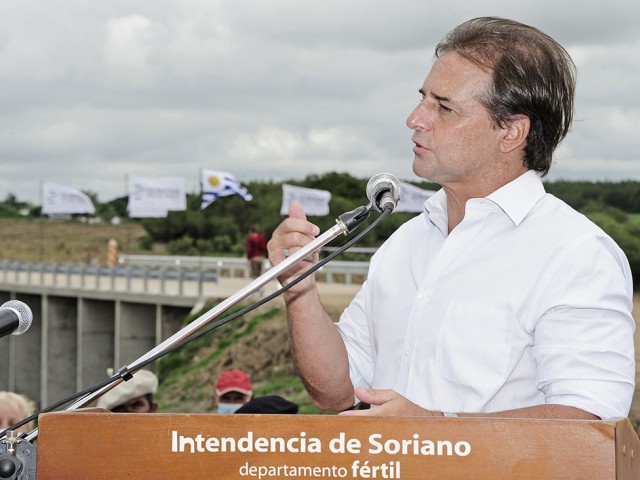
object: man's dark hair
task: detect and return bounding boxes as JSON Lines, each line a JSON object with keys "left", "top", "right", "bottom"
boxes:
{"left": 435, "top": 17, "right": 576, "bottom": 176}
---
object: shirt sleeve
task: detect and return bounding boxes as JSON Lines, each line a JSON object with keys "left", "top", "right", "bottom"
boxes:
{"left": 532, "top": 233, "right": 635, "bottom": 419}
{"left": 336, "top": 283, "right": 375, "bottom": 390}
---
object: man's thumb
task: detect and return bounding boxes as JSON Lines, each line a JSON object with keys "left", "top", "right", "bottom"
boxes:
{"left": 289, "top": 201, "right": 307, "bottom": 220}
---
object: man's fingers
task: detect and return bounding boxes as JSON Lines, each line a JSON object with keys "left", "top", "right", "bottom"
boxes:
{"left": 288, "top": 201, "right": 320, "bottom": 236}
{"left": 354, "top": 387, "right": 397, "bottom": 406}
{"left": 267, "top": 201, "right": 320, "bottom": 279}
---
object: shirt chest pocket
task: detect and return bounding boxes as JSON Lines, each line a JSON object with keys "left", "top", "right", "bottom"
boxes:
{"left": 436, "top": 301, "right": 513, "bottom": 388}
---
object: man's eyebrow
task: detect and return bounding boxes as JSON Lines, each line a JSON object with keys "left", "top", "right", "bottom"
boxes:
{"left": 418, "top": 88, "right": 452, "bottom": 103}
{"left": 432, "top": 92, "right": 452, "bottom": 103}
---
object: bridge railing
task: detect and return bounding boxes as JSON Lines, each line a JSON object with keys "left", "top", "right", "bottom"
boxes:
{"left": 0, "top": 255, "right": 370, "bottom": 298}
{"left": 0, "top": 260, "right": 218, "bottom": 297}
{"left": 117, "top": 254, "right": 370, "bottom": 284}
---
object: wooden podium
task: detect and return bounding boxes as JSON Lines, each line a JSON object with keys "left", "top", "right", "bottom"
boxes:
{"left": 37, "top": 412, "right": 639, "bottom": 479}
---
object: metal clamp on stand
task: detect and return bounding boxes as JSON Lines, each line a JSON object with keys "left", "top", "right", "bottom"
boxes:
{"left": 0, "top": 432, "right": 36, "bottom": 480}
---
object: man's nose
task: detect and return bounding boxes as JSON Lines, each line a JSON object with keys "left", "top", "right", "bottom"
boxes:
{"left": 406, "top": 103, "right": 430, "bottom": 130}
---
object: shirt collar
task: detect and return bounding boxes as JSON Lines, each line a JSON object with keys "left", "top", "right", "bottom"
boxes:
{"left": 423, "top": 170, "right": 546, "bottom": 230}
{"left": 486, "top": 170, "right": 546, "bottom": 225}
{"left": 424, "top": 188, "right": 448, "bottom": 235}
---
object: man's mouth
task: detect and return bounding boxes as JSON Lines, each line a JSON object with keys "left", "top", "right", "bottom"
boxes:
{"left": 412, "top": 138, "right": 429, "bottom": 151}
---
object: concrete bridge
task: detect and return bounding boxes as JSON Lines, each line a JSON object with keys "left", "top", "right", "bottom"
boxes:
{"left": 0, "top": 262, "right": 217, "bottom": 410}
{"left": 0, "top": 258, "right": 365, "bottom": 411}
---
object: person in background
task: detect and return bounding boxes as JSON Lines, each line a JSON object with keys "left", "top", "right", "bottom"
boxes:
{"left": 97, "top": 369, "right": 159, "bottom": 413}
{"left": 246, "top": 225, "right": 267, "bottom": 280}
{"left": 0, "top": 391, "right": 36, "bottom": 433}
{"left": 213, "top": 370, "right": 253, "bottom": 414}
{"left": 267, "top": 17, "right": 635, "bottom": 420}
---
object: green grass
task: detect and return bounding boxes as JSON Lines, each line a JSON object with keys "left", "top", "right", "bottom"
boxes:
{"left": 156, "top": 303, "right": 327, "bottom": 415}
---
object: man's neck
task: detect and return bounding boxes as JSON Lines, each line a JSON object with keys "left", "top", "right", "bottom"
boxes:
{"left": 444, "top": 167, "right": 529, "bottom": 233}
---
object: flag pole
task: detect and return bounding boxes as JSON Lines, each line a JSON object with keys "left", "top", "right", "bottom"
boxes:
{"left": 199, "top": 167, "right": 203, "bottom": 210}
{"left": 125, "top": 174, "right": 130, "bottom": 254}
{"left": 39, "top": 181, "right": 44, "bottom": 262}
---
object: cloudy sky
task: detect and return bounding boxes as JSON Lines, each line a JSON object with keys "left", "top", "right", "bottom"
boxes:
{"left": 1, "top": 0, "right": 639, "bottom": 204}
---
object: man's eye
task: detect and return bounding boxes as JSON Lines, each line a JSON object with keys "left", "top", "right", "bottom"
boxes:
{"left": 438, "top": 103, "right": 453, "bottom": 113}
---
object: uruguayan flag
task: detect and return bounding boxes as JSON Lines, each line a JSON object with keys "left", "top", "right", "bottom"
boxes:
{"left": 201, "top": 169, "right": 253, "bottom": 209}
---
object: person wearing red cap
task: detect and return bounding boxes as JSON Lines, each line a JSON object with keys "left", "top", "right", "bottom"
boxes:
{"left": 213, "top": 370, "right": 253, "bottom": 414}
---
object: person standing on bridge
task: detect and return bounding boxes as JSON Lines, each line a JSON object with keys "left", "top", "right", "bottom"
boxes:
{"left": 246, "top": 225, "right": 267, "bottom": 293}
{"left": 266, "top": 17, "right": 635, "bottom": 421}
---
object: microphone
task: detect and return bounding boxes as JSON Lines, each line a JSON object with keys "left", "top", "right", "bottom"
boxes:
{"left": 366, "top": 173, "right": 401, "bottom": 212}
{"left": 337, "top": 173, "right": 401, "bottom": 232}
{"left": 0, "top": 300, "right": 33, "bottom": 338}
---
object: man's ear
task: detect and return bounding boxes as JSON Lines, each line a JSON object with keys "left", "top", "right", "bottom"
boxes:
{"left": 500, "top": 114, "right": 530, "bottom": 154}
{"left": 150, "top": 401, "right": 159, "bottom": 413}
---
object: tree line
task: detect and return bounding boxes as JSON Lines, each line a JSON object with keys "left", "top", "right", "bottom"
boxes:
{"left": 2, "top": 172, "right": 639, "bottom": 288}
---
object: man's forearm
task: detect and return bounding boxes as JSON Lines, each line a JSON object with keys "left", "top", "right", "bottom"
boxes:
{"left": 285, "top": 288, "right": 355, "bottom": 411}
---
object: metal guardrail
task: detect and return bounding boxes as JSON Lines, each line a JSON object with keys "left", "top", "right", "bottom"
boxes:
{"left": 0, "top": 260, "right": 218, "bottom": 297}
{"left": 117, "top": 254, "right": 370, "bottom": 284}
{"left": 0, "top": 254, "right": 369, "bottom": 299}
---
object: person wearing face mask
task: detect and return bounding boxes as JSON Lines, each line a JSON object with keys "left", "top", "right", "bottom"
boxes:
{"left": 213, "top": 370, "right": 253, "bottom": 414}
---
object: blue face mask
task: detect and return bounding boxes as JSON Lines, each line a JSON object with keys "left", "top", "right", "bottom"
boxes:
{"left": 217, "top": 403, "right": 243, "bottom": 414}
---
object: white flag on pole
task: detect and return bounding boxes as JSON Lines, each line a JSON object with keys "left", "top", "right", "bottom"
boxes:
{"left": 280, "top": 184, "right": 331, "bottom": 216}
{"left": 394, "top": 181, "right": 436, "bottom": 213}
{"left": 201, "top": 169, "right": 253, "bottom": 209}
{"left": 41, "top": 182, "right": 96, "bottom": 215}
{"left": 127, "top": 176, "right": 186, "bottom": 218}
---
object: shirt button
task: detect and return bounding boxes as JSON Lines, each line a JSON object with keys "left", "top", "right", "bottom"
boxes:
{"left": 404, "top": 348, "right": 411, "bottom": 357}
{"left": 417, "top": 292, "right": 425, "bottom": 302}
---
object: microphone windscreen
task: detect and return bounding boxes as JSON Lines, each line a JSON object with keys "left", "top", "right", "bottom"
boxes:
{"left": 366, "top": 173, "right": 401, "bottom": 209}
{"left": 1, "top": 300, "right": 33, "bottom": 335}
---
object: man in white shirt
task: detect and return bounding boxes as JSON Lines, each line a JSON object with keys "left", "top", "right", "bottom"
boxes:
{"left": 267, "top": 17, "right": 635, "bottom": 420}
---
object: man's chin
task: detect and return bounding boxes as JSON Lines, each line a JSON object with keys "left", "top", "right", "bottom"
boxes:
{"left": 412, "top": 159, "right": 436, "bottom": 182}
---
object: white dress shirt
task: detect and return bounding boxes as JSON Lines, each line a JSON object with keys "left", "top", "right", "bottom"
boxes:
{"left": 336, "top": 170, "right": 635, "bottom": 419}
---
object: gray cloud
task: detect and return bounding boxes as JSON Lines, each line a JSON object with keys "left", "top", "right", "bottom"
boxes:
{"left": 0, "top": 0, "right": 638, "bottom": 203}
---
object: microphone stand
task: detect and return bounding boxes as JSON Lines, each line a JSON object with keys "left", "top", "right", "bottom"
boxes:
{"left": 22, "top": 203, "right": 373, "bottom": 445}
